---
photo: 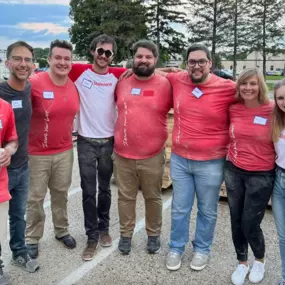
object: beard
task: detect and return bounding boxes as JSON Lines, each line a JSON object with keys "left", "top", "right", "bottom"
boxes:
{"left": 190, "top": 73, "right": 208, "bottom": 83}
{"left": 133, "top": 63, "right": 155, "bottom": 77}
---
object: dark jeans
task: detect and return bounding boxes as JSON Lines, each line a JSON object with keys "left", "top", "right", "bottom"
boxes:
{"left": 8, "top": 162, "right": 29, "bottom": 258}
{"left": 224, "top": 162, "right": 274, "bottom": 261}
{"left": 77, "top": 135, "right": 114, "bottom": 241}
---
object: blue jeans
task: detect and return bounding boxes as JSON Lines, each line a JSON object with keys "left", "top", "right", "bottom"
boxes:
{"left": 272, "top": 167, "right": 285, "bottom": 280}
{"left": 169, "top": 153, "right": 225, "bottom": 254}
{"left": 8, "top": 162, "right": 29, "bottom": 257}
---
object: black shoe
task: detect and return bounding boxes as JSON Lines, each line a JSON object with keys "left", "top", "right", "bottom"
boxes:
{"left": 118, "top": 237, "right": 132, "bottom": 255}
{"left": 0, "top": 259, "right": 8, "bottom": 285}
{"left": 55, "top": 234, "right": 76, "bottom": 249}
{"left": 26, "top": 244, "right": 39, "bottom": 259}
{"left": 147, "top": 236, "right": 161, "bottom": 254}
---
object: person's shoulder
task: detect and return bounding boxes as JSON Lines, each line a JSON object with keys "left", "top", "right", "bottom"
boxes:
{"left": 0, "top": 97, "right": 12, "bottom": 110}
{"left": 69, "top": 63, "right": 93, "bottom": 82}
{"left": 108, "top": 66, "right": 128, "bottom": 79}
{"left": 29, "top": 71, "right": 46, "bottom": 84}
{"left": 167, "top": 70, "right": 188, "bottom": 80}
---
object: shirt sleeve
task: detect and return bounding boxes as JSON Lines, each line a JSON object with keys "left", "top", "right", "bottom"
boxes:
{"left": 4, "top": 105, "right": 18, "bottom": 143}
{"left": 109, "top": 67, "right": 128, "bottom": 79}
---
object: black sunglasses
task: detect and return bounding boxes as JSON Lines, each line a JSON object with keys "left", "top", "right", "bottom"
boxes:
{"left": 95, "top": 47, "right": 114, "bottom": 58}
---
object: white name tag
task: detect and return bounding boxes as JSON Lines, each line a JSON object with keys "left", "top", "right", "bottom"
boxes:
{"left": 192, "top": 87, "right": 204, "bottom": 98}
{"left": 43, "top": 91, "right": 54, "bottom": 99}
{"left": 12, "top": 100, "right": 23, "bottom": 109}
{"left": 0, "top": 120, "right": 3, "bottom": 129}
{"left": 82, "top": 78, "right": 93, "bottom": 89}
{"left": 131, "top": 88, "right": 141, "bottom": 95}
{"left": 253, "top": 116, "right": 267, "bottom": 125}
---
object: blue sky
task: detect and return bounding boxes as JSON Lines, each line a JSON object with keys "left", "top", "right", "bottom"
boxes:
{"left": 0, "top": 0, "right": 71, "bottom": 49}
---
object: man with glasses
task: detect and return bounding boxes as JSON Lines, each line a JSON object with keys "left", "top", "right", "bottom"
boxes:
{"left": 165, "top": 43, "right": 236, "bottom": 271}
{"left": 0, "top": 41, "right": 40, "bottom": 275}
{"left": 25, "top": 40, "right": 80, "bottom": 259}
{"left": 69, "top": 34, "right": 127, "bottom": 261}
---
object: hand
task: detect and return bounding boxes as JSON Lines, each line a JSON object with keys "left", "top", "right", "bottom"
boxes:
{"left": 169, "top": 67, "right": 184, "bottom": 73}
{"left": 119, "top": 69, "right": 133, "bottom": 80}
{"left": 0, "top": 149, "right": 11, "bottom": 167}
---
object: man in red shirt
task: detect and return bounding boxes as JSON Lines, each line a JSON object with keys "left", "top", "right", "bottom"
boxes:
{"left": 165, "top": 44, "right": 236, "bottom": 271}
{"left": 25, "top": 40, "right": 80, "bottom": 259}
{"left": 114, "top": 40, "right": 172, "bottom": 255}
{"left": 0, "top": 99, "right": 18, "bottom": 285}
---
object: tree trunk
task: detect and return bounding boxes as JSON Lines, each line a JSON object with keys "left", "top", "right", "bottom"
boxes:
{"left": 262, "top": 0, "right": 267, "bottom": 77}
{"left": 156, "top": 0, "right": 160, "bottom": 55}
{"left": 212, "top": 0, "right": 217, "bottom": 69}
{"left": 233, "top": 0, "right": 238, "bottom": 80}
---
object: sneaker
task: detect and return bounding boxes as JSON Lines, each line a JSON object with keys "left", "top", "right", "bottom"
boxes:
{"left": 231, "top": 264, "right": 249, "bottom": 285}
{"left": 190, "top": 252, "right": 209, "bottom": 271}
{"left": 249, "top": 260, "right": 265, "bottom": 283}
{"left": 166, "top": 251, "right": 183, "bottom": 271}
{"left": 0, "top": 260, "right": 8, "bottom": 285}
{"left": 26, "top": 244, "right": 39, "bottom": 259}
{"left": 277, "top": 279, "right": 285, "bottom": 285}
{"left": 11, "top": 253, "right": 40, "bottom": 273}
{"left": 147, "top": 236, "right": 161, "bottom": 254}
{"left": 82, "top": 240, "right": 98, "bottom": 261}
{"left": 117, "top": 237, "right": 132, "bottom": 255}
{"left": 55, "top": 234, "right": 76, "bottom": 249}
{"left": 99, "top": 232, "right": 112, "bottom": 247}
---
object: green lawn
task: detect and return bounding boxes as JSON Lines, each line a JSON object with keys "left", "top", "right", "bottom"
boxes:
{"left": 267, "top": 83, "right": 275, "bottom": 91}
{"left": 265, "top": 75, "right": 284, "bottom": 80}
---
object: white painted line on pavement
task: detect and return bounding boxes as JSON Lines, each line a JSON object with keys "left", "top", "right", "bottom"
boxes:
{"left": 56, "top": 196, "right": 172, "bottom": 285}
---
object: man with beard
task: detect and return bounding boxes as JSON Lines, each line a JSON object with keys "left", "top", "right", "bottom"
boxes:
{"left": 165, "top": 43, "right": 236, "bottom": 271}
{"left": 0, "top": 41, "right": 40, "bottom": 275}
{"left": 113, "top": 40, "right": 172, "bottom": 255}
{"left": 25, "top": 40, "right": 80, "bottom": 259}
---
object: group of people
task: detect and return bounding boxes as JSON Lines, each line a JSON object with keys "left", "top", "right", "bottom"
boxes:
{"left": 0, "top": 33, "right": 284, "bottom": 285}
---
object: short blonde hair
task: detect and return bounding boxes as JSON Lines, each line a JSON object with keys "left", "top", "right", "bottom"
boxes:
{"left": 236, "top": 68, "right": 269, "bottom": 104}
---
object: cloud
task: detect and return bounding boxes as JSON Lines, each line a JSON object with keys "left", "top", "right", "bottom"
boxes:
{"left": 18, "top": 22, "right": 69, "bottom": 35}
{"left": 0, "top": 36, "right": 51, "bottom": 49}
{"left": 0, "top": 0, "right": 69, "bottom": 5}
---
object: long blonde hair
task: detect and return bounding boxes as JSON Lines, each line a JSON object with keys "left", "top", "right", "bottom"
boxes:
{"left": 272, "top": 79, "right": 285, "bottom": 142}
{"left": 236, "top": 68, "right": 269, "bottom": 104}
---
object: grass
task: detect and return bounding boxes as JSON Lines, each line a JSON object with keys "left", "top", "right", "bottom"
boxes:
{"left": 265, "top": 75, "right": 284, "bottom": 80}
{"left": 267, "top": 83, "right": 275, "bottom": 91}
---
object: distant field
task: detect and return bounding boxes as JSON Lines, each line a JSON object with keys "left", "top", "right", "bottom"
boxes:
{"left": 265, "top": 75, "right": 284, "bottom": 80}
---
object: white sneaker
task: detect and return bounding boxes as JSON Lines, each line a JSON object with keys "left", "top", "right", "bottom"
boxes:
{"left": 231, "top": 264, "right": 249, "bottom": 285}
{"left": 190, "top": 252, "right": 209, "bottom": 271}
{"left": 166, "top": 251, "right": 183, "bottom": 271}
{"left": 249, "top": 260, "right": 265, "bottom": 283}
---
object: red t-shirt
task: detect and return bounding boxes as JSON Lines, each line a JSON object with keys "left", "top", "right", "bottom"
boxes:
{"left": 28, "top": 72, "right": 80, "bottom": 155}
{"left": 0, "top": 99, "right": 18, "bottom": 203}
{"left": 167, "top": 72, "right": 236, "bottom": 160}
{"left": 227, "top": 101, "right": 275, "bottom": 171}
{"left": 114, "top": 74, "right": 172, "bottom": 159}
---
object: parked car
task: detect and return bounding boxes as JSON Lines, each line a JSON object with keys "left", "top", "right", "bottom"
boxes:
{"left": 212, "top": 69, "right": 234, "bottom": 80}
{"left": 266, "top": 70, "right": 282, "bottom": 76}
{"left": 34, "top": 67, "right": 48, "bottom": 74}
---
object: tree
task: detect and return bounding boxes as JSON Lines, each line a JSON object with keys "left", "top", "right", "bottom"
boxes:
{"left": 249, "top": 0, "right": 285, "bottom": 76}
{"left": 145, "top": 0, "right": 188, "bottom": 60}
{"left": 69, "top": 0, "right": 148, "bottom": 63}
{"left": 33, "top": 48, "right": 49, "bottom": 61}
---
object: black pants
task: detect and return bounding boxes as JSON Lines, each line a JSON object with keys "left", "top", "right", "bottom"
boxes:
{"left": 224, "top": 162, "right": 275, "bottom": 261}
{"left": 77, "top": 135, "right": 114, "bottom": 241}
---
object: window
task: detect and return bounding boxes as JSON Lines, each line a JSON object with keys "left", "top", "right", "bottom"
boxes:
{"left": 270, "top": 65, "right": 274, "bottom": 71}
{"left": 230, "top": 65, "right": 233, "bottom": 70}
{"left": 243, "top": 65, "right": 246, "bottom": 69}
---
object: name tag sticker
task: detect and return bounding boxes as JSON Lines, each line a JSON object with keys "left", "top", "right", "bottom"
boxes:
{"left": 12, "top": 100, "right": 22, "bottom": 109}
{"left": 43, "top": 91, "right": 54, "bottom": 99}
{"left": 143, "top": 90, "right": 154, "bottom": 97}
{"left": 0, "top": 120, "right": 3, "bottom": 129}
{"left": 131, "top": 88, "right": 141, "bottom": 96}
{"left": 82, "top": 78, "right": 93, "bottom": 89}
{"left": 253, "top": 116, "right": 267, "bottom": 125}
{"left": 192, "top": 87, "right": 204, "bottom": 98}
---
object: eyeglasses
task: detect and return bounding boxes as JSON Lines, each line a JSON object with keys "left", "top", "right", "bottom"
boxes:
{"left": 187, "top": 59, "right": 209, "bottom": 67}
{"left": 95, "top": 47, "right": 114, "bottom": 58}
{"left": 10, "top": 56, "right": 34, "bottom": 64}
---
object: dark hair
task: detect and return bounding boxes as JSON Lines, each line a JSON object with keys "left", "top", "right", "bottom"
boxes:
{"left": 132, "top": 40, "right": 159, "bottom": 58}
{"left": 6, "top": 41, "right": 34, "bottom": 59}
{"left": 89, "top": 34, "right": 117, "bottom": 55}
{"left": 49, "top": 39, "right": 73, "bottom": 57}
{"left": 186, "top": 43, "right": 211, "bottom": 60}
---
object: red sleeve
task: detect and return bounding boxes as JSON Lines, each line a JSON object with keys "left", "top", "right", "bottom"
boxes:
{"left": 166, "top": 72, "right": 180, "bottom": 84}
{"left": 109, "top": 67, "right": 128, "bottom": 79}
{"left": 4, "top": 105, "right": 17, "bottom": 143}
{"left": 69, "top": 63, "right": 93, "bottom": 82}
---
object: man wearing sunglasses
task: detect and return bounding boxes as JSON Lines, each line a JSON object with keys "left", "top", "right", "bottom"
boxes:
{"left": 69, "top": 34, "right": 127, "bottom": 261}
{"left": 0, "top": 41, "right": 40, "bottom": 277}
{"left": 163, "top": 43, "right": 236, "bottom": 272}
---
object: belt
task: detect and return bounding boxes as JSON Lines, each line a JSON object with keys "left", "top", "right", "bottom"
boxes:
{"left": 80, "top": 135, "right": 113, "bottom": 143}
{"left": 277, "top": 165, "right": 285, "bottom": 173}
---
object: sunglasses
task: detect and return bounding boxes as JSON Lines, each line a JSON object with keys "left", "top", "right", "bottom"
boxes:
{"left": 95, "top": 47, "right": 114, "bottom": 58}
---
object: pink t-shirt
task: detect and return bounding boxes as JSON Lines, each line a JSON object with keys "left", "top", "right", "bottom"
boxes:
{"left": 114, "top": 74, "right": 172, "bottom": 159}
{"left": 0, "top": 99, "right": 18, "bottom": 203}
{"left": 167, "top": 72, "right": 236, "bottom": 160}
{"left": 228, "top": 101, "right": 275, "bottom": 171}
{"left": 29, "top": 72, "right": 80, "bottom": 155}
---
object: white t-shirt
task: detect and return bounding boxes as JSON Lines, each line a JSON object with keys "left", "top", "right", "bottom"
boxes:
{"left": 275, "top": 129, "right": 285, "bottom": 169}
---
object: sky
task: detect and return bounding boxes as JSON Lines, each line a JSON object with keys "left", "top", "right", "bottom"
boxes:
{"left": 0, "top": 0, "right": 71, "bottom": 50}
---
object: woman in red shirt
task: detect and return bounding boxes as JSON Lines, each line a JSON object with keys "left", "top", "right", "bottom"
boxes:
{"left": 224, "top": 68, "right": 275, "bottom": 285}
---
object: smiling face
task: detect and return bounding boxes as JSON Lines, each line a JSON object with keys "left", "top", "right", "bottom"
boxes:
{"left": 275, "top": 85, "right": 285, "bottom": 113}
{"left": 5, "top": 46, "right": 34, "bottom": 81}
{"left": 239, "top": 75, "right": 260, "bottom": 103}
{"left": 48, "top": 47, "right": 72, "bottom": 77}
{"left": 91, "top": 43, "right": 114, "bottom": 70}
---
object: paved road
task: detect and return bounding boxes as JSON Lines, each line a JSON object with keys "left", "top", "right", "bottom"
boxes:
{"left": 2, "top": 147, "right": 282, "bottom": 285}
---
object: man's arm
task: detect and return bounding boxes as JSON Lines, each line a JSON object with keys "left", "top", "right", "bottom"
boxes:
{"left": 0, "top": 140, "right": 18, "bottom": 167}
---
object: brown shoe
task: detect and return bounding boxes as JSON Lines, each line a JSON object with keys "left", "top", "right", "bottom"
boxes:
{"left": 82, "top": 241, "right": 98, "bottom": 261}
{"left": 99, "top": 232, "right": 112, "bottom": 247}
